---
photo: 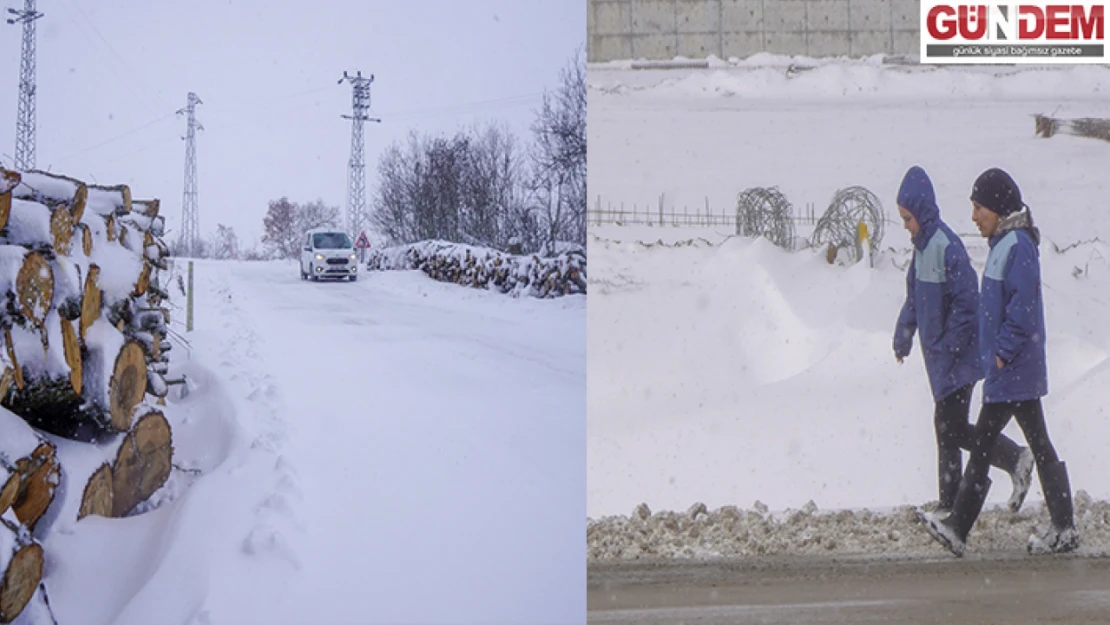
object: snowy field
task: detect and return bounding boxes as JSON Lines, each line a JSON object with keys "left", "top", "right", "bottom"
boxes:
{"left": 587, "top": 58, "right": 1110, "bottom": 559}
{"left": 32, "top": 261, "right": 584, "bottom": 624}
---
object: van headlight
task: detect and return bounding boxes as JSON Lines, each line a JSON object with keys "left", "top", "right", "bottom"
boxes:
{"left": 349, "top": 253, "right": 356, "bottom": 260}
{"left": 315, "top": 253, "right": 324, "bottom": 261}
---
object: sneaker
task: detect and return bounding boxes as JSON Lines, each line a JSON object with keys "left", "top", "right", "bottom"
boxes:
{"left": 1008, "top": 448, "right": 1035, "bottom": 513}
{"left": 917, "top": 509, "right": 966, "bottom": 557}
{"left": 1028, "top": 526, "right": 1079, "bottom": 555}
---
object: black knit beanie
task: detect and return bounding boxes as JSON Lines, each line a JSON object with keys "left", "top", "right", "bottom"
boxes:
{"left": 970, "top": 168, "right": 1024, "bottom": 217}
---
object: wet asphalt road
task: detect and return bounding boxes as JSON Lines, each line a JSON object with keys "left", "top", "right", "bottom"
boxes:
{"left": 589, "top": 554, "right": 1110, "bottom": 624}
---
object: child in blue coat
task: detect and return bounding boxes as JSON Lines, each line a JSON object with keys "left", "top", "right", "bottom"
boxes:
{"left": 893, "top": 166, "right": 1033, "bottom": 515}
{"left": 921, "top": 167, "right": 1078, "bottom": 556}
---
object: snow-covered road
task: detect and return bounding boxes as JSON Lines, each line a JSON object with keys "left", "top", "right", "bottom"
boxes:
{"left": 45, "top": 260, "right": 585, "bottom": 625}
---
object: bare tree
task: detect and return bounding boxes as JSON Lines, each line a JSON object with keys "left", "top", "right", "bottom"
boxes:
{"left": 209, "top": 224, "right": 240, "bottom": 260}
{"left": 459, "top": 121, "right": 530, "bottom": 250}
{"left": 371, "top": 132, "right": 423, "bottom": 245}
{"left": 296, "top": 199, "right": 341, "bottom": 234}
{"left": 530, "top": 46, "right": 587, "bottom": 251}
{"left": 366, "top": 46, "right": 585, "bottom": 257}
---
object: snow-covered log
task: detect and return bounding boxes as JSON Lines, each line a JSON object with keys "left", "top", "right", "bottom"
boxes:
{"left": 0, "top": 166, "right": 173, "bottom": 447}
{"left": 6, "top": 169, "right": 88, "bottom": 225}
{"left": 4, "top": 320, "right": 148, "bottom": 442}
{"left": 0, "top": 513, "right": 43, "bottom": 623}
{"left": 367, "top": 240, "right": 587, "bottom": 298}
{"left": 0, "top": 247, "right": 54, "bottom": 331}
{"left": 0, "top": 412, "right": 59, "bottom": 532}
{"left": 85, "top": 184, "right": 131, "bottom": 217}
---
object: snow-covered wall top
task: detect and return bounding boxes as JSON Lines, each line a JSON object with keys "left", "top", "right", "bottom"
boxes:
{"left": 588, "top": 0, "right": 919, "bottom": 62}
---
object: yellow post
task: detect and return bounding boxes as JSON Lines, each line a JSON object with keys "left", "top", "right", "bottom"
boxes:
{"left": 858, "top": 222, "right": 872, "bottom": 267}
{"left": 187, "top": 261, "right": 194, "bottom": 332}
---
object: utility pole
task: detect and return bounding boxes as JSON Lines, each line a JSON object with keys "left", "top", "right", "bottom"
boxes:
{"left": 7, "top": 0, "right": 43, "bottom": 171}
{"left": 338, "top": 70, "right": 380, "bottom": 236}
{"left": 177, "top": 92, "right": 203, "bottom": 258}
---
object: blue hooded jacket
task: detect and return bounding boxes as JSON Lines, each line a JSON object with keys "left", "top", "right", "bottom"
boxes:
{"left": 979, "top": 213, "right": 1047, "bottom": 403}
{"left": 893, "top": 166, "right": 983, "bottom": 402}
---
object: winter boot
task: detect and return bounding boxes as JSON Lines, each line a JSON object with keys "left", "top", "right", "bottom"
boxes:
{"left": 1028, "top": 460, "right": 1079, "bottom": 555}
{"left": 922, "top": 475, "right": 993, "bottom": 557}
{"left": 1007, "top": 447, "right": 1035, "bottom": 513}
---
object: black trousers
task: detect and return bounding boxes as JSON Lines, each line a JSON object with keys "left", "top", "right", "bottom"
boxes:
{"left": 934, "top": 384, "right": 1023, "bottom": 508}
{"left": 950, "top": 398, "right": 1063, "bottom": 537}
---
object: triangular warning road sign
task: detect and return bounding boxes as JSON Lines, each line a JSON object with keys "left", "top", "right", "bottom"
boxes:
{"left": 355, "top": 231, "right": 371, "bottom": 248}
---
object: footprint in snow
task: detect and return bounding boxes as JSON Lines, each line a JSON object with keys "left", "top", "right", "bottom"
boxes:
{"left": 275, "top": 473, "right": 302, "bottom": 500}
{"left": 242, "top": 525, "right": 300, "bottom": 570}
{"left": 274, "top": 455, "right": 298, "bottom": 476}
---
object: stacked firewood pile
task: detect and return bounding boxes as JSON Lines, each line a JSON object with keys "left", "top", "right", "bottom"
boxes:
{"left": 0, "top": 168, "right": 178, "bottom": 622}
{"left": 367, "top": 240, "right": 587, "bottom": 298}
{"left": 1034, "top": 113, "right": 1110, "bottom": 143}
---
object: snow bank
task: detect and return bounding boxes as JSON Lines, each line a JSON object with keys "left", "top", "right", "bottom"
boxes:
{"left": 587, "top": 493, "right": 1110, "bottom": 560}
{"left": 367, "top": 240, "right": 587, "bottom": 298}
{"left": 589, "top": 56, "right": 1110, "bottom": 102}
{"left": 588, "top": 222, "right": 1110, "bottom": 557}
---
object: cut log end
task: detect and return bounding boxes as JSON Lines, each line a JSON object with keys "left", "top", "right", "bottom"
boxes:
{"left": 78, "top": 463, "right": 113, "bottom": 521}
{"left": 110, "top": 435, "right": 139, "bottom": 518}
{"left": 80, "top": 264, "right": 102, "bottom": 343}
{"left": 15, "top": 252, "right": 54, "bottom": 329}
{"left": 71, "top": 183, "right": 88, "bottom": 223}
{"left": 3, "top": 331, "right": 22, "bottom": 392}
{"left": 0, "top": 536, "right": 42, "bottom": 624}
{"left": 0, "top": 369, "right": 13, "bottom": 405}
{"left": 61, "top": 318, "right": 81, "bottom": 395}
{"left": 134, "top": 263, "right": 152, "bottom": 297}
{"left": 0, "top": 191, "right": 10, "bottom": 233}
{"left": 0, "top": 475, "right": 18, "bottom": 517}
{"left": 109, "top": 342, "right": 147, "bottom": 432}
{"left": 111, "top": 411, "right": 172, "bottom": 517}
{"left": 12, "top": 443, "right": 59, "bottom": 531}
{"left": 81, "top": 223, "right": 93, "bottom": 256}
{"left": 50, "top": 206, "right": 76, "bottom": 257}
{"left": 133, "top": 411, "right": 172, "bottom": 503}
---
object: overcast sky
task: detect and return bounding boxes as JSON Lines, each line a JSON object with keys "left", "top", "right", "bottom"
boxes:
{"left": 0, "top": 0, "right": 583, "bottom": 248}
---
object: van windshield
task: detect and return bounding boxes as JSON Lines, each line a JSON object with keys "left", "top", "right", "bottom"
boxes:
{"left": 313, "top": 232, "right": 352, "bottom": 249}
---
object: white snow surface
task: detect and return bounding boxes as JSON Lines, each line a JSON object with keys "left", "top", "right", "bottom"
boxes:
{"left": 5, "top": 200, "right": 53, "bottom": 249}
{"left": 31, "top": 260, "right": 584, "bottom": 624}
{"left": 0, "top": 408, "right": 45, "bottom": 464}
{"left": 84, "top": 188, "right": 124, "bottom": 217}
{"left": 13, "top": 173, "right": 79, "bottom": 204}
{"left": 588, "top": 60, "right": 1110, "bottom": 557}
{"left": 86, "top": 231, "right": 142, "bottom": 304}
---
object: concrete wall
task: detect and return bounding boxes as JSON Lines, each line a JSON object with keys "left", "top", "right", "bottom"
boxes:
{"left": 588, "top": 0, "right": 920, "bottom": 62}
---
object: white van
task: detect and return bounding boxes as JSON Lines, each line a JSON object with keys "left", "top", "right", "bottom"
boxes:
{"left": 300, "top": 228, "right": 358, "bottom": 281}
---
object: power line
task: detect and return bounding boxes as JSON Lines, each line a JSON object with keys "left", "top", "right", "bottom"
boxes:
{"left": 61, "top": 0, "right": 171, "bottom": 113}
{"left": 52, "top": 111, "right": 176, "bottom": 163}
{"left": 377, "top": 93, "right": 543, "bottom": 121}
